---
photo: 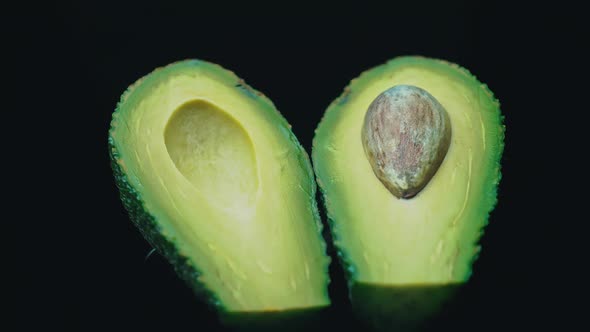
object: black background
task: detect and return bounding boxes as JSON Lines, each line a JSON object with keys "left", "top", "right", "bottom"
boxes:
{"left": 12, "top": 2, "right": 584, "bottom": 331}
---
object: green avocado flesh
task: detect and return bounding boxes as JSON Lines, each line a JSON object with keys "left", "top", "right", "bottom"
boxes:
{"left": 313, "top": 56, "right": 504, "bottom": 286}
{"left": 109, "top": 60, "right": 330, "bottom": 311}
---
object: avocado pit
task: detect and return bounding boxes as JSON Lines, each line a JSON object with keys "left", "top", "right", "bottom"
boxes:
{"left": 361, "top": 85, "right": 452, "bottom": 199}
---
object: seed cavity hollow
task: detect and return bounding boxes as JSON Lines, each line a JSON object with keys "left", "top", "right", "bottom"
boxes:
{"left": 361, "top": 85, "right": 452, "bottom": 199}
{"left": 165, "top": 99, "right": 258, "bottom": 212}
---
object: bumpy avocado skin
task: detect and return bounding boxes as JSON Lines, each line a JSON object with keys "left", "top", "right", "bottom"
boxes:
{"left": 109, "top": 60, "right": 329, "bottom": 319}
{"left": 351, "top": 283, "right": 461, "bottom": 331}
{"left": 312, "top": 56, "right": 504, "bottom": 330}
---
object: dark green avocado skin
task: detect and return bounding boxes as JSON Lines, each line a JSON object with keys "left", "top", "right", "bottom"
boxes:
{"left": 219, "top": 307, "right": 328, "bottom": 332}
{"left": 350, "top": 282, "right": 461, "bottom": 332}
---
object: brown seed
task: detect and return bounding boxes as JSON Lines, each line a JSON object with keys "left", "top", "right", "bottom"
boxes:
{"left": 361, "top": 85, "right": 451, "bottom": 199}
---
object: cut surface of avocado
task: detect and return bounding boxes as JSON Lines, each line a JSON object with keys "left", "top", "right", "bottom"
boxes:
{"left": 109, "top": 60, "right": 330, "bottom": 311}
{"left": 313, "top": 56, "right": 504, "bottom": 285}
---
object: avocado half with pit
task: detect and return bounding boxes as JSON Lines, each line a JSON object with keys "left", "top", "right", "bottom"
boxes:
{"left": 312, "top": 56, "right": 504, "bottom": 330}
{"left": 108, "top": 60, "right": 330, "bottom": 329}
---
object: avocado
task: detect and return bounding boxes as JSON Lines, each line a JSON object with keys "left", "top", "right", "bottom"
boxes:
{"left": 108, "top": 60, "right": 330, "bottom": 315}
{"left": 313, "top": 56, "right": 504, "bottom": 328}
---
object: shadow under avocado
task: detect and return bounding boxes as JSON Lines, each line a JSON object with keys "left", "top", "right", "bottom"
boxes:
{"left": 218, "top": 306, "right": 329, "bottom": 332}
{"left": 350, "top": 282, "right": 463, "bottom": 332}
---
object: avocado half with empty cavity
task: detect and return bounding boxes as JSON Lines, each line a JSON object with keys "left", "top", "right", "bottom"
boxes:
{"left": 108, "top": 60, "right": 330, "bottom": 325}
{"left": 312, "top": 56, "right": 504, "bottom": 330}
